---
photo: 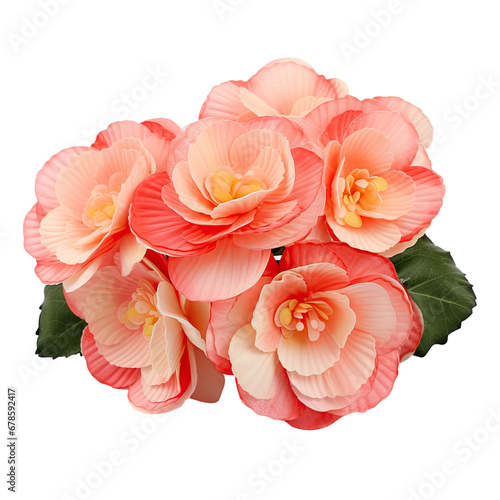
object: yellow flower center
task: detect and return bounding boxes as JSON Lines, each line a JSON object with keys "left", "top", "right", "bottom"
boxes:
{"left": 120, "top": 279, "right": 160, "bottom": 338}
{"left": 207, "top": 166, "right": 267, "bottom": 204}
{"left": 275, "top": 298, "right": 333, "bottom": 341}
{"left": 338, "top": 168, "right": 388, "bottom": 228}
{"left": 83, "top": 184, "right": 118, "bottom": 230}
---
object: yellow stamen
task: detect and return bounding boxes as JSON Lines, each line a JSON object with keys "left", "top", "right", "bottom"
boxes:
{"left": 343, "top": 211, "right": 363, "bottom": 228}
{"left": 371, "top": 176, "right": 388, "bottom": 192}
{"left": 279, "top": 307, "right": 293, "bottom": 327}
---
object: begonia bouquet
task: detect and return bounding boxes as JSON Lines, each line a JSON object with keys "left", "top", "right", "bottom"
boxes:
{"left": 24, "top": 58, "right": 475, "bottom": 429}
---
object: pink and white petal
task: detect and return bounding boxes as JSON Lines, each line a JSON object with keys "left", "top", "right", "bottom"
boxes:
{"left": 172, "top": 161, "right": 216, "bottom": 215}
{"left": 280, "top": 241, "right": 347, "bottom": 271}
{"left": 199, "top": 80, "right": 248, "bottom": 120}
{"left": 249, "top": 200, "right": 298, "bottom": 229}
{"left": 330, "top": 351, "right": 400, "bottom": 416}
{"left": 330, "top": 78, "right": 349, "bottom": 98}
{"left": 357, "top": 170, "right": 416, "bottom": 221}
{"left": 339, "top": 128, "right": 394, "bottom": 176}
{"left": 244, "top": 116, "right": 313, "bottom": 151}
{"left": 237, "top": 363, "right": 304, "bottom": 421}
{"left": 118, "top": 232, "right": 147, "bottom": 276}
{"left": 288, "top": 330, "right": 377, "bottom": 400}
{"left": 207, "top": 269, "right": 275, "bottom": 373}
{"left": 231, "top": 197, "right": 311, "bottom": 249}
{"left": 283, "top": 147, "right": 324, "bottom": 211}
{"left": 337, "top": 282, "right": 397, "bottom": 347}
{"left": 411, "top": 144, "right": 432, "bottom": 169}
{"left": 399, "top": 298, "right": 424, "bottom": 361}
{"left": 239, "top": 87, "right": 280, "bottom": 117}
{"left": 141, "top": 367, "right": 182, "bottom": 402}
{"left": 62, "top": 253, "right": 109, "bottom": 292}
{"left": 24, "top": 206, "right": 81, "bottom": 284}
{"left": 155, "top": 281, "right": 205, "bottom": 352}
{"left": 291, "top": 263, "right": 349, "bottom": 293}
{"left": 162, "top": 182, "right": 239, "bottom": 227}
{"left": 107, "top": 137, "right": 156, "bottom": 175}
{"left": 35, "top": 146, "right": 93, "bottom": 216}
{"left": 247, "top": 61, "right": 342, "bottom": 115}
{"left": 229, "top": 130, "right": 290, "bottom": 189}
{"left": 329, "top": 217, "right": 402, "bottom": 253}
{"left": 142, "top": 118, "right": 180, "bottom": 142}
{"left": 182, "top": 299, "right": 211, "bottom": 343}
{"left": 55, "top": 151, "right": 102, "bottom": 219}
{"left": 130, "top": 172, "right": 214, "bottom": 256}
{"left": 374, "top": 96, "right": 433, "bottom": 149}
{"left": 303, "top": 96, "right": 388, "bottom": 147}
{"left": 210, "top": 187, "right": 274, "bottom": 219}
{"left": 286, "top": 406, "right": 341, "bottom": 430}
{"left": 128, "top": 347, "right": 196, "bottom": 414}
{"left": 392, "top": 166, "right": 445, "bottom": 241}
{"left": 190, "top": 345, "right": 225, "bottom": 403}
{"left": 277, "top": 300, "right": 354, "bottom": 377}
{"left": 166, "top": 118, "right": 224, "bottom": 175}
{"left": 290, "top": 355, "right": 379, "bottom": 412}
{"left": 92, "top": 121, "right": 151, "bottom": 150}
{"left": 252, "top": 270, "right": 308, "bottom": 352}
{"left": 380, "top": 228, "right": 426, "bottom": 258}
{"left": 141, "top": 121, "right": 180, "bottom": 172}
{"left": 356, "top": 276, "right": 414, "bottom": 353}
{"left": 168, "top": 238, "right": 270, "bottom": 301}
{"left": 206, "top": 319, "right": 234, "bottom": 374}
{"left": 343, "top": 111, "right": 419, "bottom": 171}
{"left": 96, "top": 332, "right": 151, "bottom": 368}
{"left": 301, "top": 216, "right": 334, "bottom": 244}
{"left": 149, "top": 317, "right": 185, "bottom": 380}
{"left": 229, "top": 325, "right": 280, "bottom": 399}
{"left": 187, "top": 121, "right": 246, "bottom": 195}
{"left": 39, "top": 206, "right": 86, "bottom": 261}
{"left": 81, "top": 328, "right": 140, "bottom": 389}
{"left": 300, "top": 241, "right": 398, "bottom": 282}
{"left": 84, "top": 265, "right": 156, "bottom": 345}
{"left": 324, "top": 140, "right": 342, "bottom": 190}
{"left": 289, "top": 96, "right": 333, "bottom": 117}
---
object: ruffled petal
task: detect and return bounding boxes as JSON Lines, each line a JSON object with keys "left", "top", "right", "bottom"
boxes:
{"left": 168, "top": 238, "right": 270, "bottom": 301}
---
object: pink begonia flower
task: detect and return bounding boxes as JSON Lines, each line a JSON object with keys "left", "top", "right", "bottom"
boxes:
{"left": 207, "top": 242, "right": 423, "bottom": 430}
{"left": 24, "top": 119, "right": 180, "bottom": 291}
{"left": 199, "top": 58, "right": 348, "bottom": 122}
{"left": 66, "top": 252, "right": 224, "bottom": 413}
{"left": 129, "top": 117, "right": 325, "bottom": 302}
{"left": 303, "top": 96, "right": 445, "bottom": 255}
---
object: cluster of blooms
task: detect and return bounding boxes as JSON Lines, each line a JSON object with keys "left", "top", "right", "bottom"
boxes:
{"left": 24, "top": 58, "right": 445, "bottom": 429}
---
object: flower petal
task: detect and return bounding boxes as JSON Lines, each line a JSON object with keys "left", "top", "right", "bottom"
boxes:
{"left": 168, "top": 238, "right": 270, "bottom": 301}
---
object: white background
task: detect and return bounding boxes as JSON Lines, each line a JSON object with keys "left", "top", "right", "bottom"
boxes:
{"left": 1, "top": 1, "right": 499, "bottom": 499}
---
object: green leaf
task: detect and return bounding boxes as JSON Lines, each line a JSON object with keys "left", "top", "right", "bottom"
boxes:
{"left": 390, "top": 235, "right": 476, "bottom": 357}
{"left": 36, "top": 284, "right": 87, "bottom": 358}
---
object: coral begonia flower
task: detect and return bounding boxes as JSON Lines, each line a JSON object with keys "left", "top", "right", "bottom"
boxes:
{"left": 24, "top": 119, "right": 180, "bottom": 291}
{"left": 199, "top": 58, "right": 348, "bottom": 122}
{"left": 303, "top": 96, "right": 445, "bottom": 255}
{"left": 66, "top": 252, "right": 224, "bottom": 413}
{"left": 130, "top": 117, "right": 325, "bottom": 302}
{"left": 207, "top": 243, "right": 423, "bottom": 430}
